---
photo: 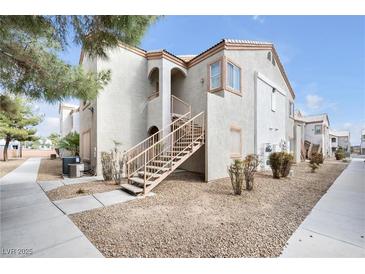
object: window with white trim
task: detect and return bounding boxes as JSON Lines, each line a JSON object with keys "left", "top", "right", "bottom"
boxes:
{"left": 209, "top": 61, "right": 221, "bottom": 90}
{"left": 271, "top": 88, "right": 277, "bottom": 112}
{"left": 289, "top": 101, "right": 294, "bottom": 117}
{"left": 227, "top": 62, "right": 241, "bottom": 92}
{"left": 230, "top": 127, "right": 242, "bottom": 158}
{"left": 267, "top": 51, "right": 272, "bottom": 61}
{"left": 314, "top": 125, "right": 322, "bottom": 135}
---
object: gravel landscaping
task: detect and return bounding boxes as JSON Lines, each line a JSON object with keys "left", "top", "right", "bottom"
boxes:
{"left": 46, "top": 180, "right": 121, "bottom": 201}
{"left": 0, "top": 158, "right": 27, "bottom": 178}
{"left": 37, "top": 158, "right": 63, "bottom": 181}
{"left": 71, "top": 160, "right": 347, "bottom": 258}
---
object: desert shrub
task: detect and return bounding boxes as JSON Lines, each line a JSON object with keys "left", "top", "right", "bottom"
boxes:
{"left": 279, "top": 152, "right": 294, "bottom": 178}
{"left": 228, "top": 159, "right": 244, "bottom": 195}
{"left": 311, "top": 152, "right": 324, "bottom": 165}
{"left": 76, "top": 188, "right": 85, "bottom": 194}
{"left": 269, "top": 152, "right": 283, "bottom": 179}
{"left": 309, "top": 162, "right": 319, "bottom": 173}
{"left": 101, "top": 152, "right": 114, "bottom": 181}
{"left": 335, "top": 148, "right": 346, "bottom": 160}
{"left": 243, "top": 154, "right": 260, "bottom": 191}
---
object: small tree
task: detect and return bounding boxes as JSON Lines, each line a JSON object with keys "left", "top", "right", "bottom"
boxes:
{"left": 269, "top": 152, "right": 282, "bottom": 179}
{"left": 243, "top": 154, "right": 260, "bottom": 191}
{"left": 49, "top": 133, "right": 61, "bottom": 148}
{"left": 228, "top": 159, "right": 244, "bottom": 195}
{"left": 0, "top": 95, "right": 42, "bottom": 161}
{"left": 58, "top": 132, "right": 79, "bottom": 156}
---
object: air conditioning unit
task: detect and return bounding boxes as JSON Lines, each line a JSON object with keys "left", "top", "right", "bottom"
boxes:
{"left": 68, "top": 163, "right": 84, "bottom": 178}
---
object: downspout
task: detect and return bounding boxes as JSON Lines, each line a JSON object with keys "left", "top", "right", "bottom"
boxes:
{"left": 254, "top": 71, "right": 258, "bottom": 155}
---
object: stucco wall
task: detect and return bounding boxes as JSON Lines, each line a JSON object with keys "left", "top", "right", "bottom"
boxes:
{"left": 94, "top": 47, "right": 149, "bottom": 174}
{"left": 79, "top": 56, "right": 98, "bottom": 170}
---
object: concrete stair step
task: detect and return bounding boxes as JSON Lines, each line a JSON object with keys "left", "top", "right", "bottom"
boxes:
{"left": 146, "top": 165, "right": 169, "bottom": 172}
{"left": 121, "top": 183, "right": 143, "bottom": 195}
{"left": 129, "top": 177, "right": 153, "bottom": 187}
{"left": 138, "top": 171, "right": 161, "bottom": 178}
{"left": 151, "top": 160, "right": 169, "bottom": 165}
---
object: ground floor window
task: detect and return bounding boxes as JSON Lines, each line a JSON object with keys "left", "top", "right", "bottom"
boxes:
{"left": 230, "top": 126, "right": 242, "bottom": 158}
{"left": 82, "top": 130, "right": 91, "bottom": 161}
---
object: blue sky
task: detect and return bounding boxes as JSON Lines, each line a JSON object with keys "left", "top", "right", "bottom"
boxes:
{"left": 36, "top": 16, "right": 365, "bottom": 144}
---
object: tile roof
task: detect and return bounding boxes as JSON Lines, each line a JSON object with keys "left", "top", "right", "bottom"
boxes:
{"left": 295, "top": 113, "right": 330, "bottom": 125}
{"left": 329, "top": 130, "right": 350, "bottom": 137}
{"left": 223, "top": 39, "right": 273, "bottom": 45}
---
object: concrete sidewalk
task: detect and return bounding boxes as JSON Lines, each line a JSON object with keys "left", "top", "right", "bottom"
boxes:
{"left": 0, "top": 158, "right": 103, "bottom": 258}
{"left": 281, "top": 157, "right": 365, "bottom": 257}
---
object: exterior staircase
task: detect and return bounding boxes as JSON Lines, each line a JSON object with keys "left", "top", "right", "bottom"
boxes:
{"left": 121, "top": 96, "right": 205, "bottom": 196}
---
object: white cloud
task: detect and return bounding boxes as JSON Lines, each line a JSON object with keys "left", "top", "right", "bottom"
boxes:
{"left": 252, "top": 15, "right": 265, "bottom": 24}
{"left": 305, "top": 94, "right": 324, "bottom": 110}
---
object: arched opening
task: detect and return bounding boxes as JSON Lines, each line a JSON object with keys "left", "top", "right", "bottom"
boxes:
{"left": 147, "top": 126, "right": 160, "bottom": 158}
{"left": 148, "top": 125, "right": 159, "bottom": 136}
{"left": 148, "top": 67, "right": 159, "bottom": 100}
{"left": 171, "top": 67, "right": 186, "bottom": 98}
{"left": 148, "top": 126, "right": 159, "bottom": 142}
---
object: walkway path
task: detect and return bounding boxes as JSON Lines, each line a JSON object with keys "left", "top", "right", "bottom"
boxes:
{"left": 0, "top": 158, "right": 103, "bottom": 258}
{"left": 281, "top": 157, "right": 365, "bottom": 257}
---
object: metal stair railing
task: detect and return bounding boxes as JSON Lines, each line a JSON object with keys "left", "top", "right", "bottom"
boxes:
{"left": 127, "top": 112, "right": 205, "bottom": 194}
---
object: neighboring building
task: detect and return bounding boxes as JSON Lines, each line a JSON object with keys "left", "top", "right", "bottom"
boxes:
{"left": 79, "top": 39, "right": 299, "bottom": 194}
{"left": 0, "top": 139, "right": 21, "bottom": 160}
{"left": 361, "top": 129, "right": 365, "bottom": 155}
{"left": 295, "top": 113, "right": 331, "bottom": 158}
{"left": 329, "top": 130, "right": 351, "bottom": 156}
{"left": 59, "top": 103, "right": 80, "bottom": 137}
{"left": 351, "top": 145, "right": 360, "bottom": 154}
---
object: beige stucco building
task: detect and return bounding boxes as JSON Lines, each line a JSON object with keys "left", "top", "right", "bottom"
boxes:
{"left": 294, "top": 112, "right": 331, "bottom": 159}
{"left": 329, "top": 130, "right": 351, "bottom": 155}
{"left": 79, "top": 39, "right": 300, "bottom": 194}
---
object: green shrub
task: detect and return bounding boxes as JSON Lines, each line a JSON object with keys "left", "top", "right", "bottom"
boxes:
{"left": 335, "top": 148, "right": 346, "bottom": 160}
{"left": 279, "top": 152, "right": 294, "bottom": 178}
{"left": 269, "top": 152, "right": 282, "bottom": 179}
{"left": 228, "top": 159, "right": 244, "bottom": 195}
{"left": 243, "top": 154, "right": 260, "bottom": 191}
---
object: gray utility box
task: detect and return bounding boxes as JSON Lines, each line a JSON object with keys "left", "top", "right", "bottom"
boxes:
{"left": 68, "top": 163, "right": 84, "bottom": 178}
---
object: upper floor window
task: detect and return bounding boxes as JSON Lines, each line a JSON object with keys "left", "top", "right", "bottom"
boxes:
{"left": 271, "top": 88, "right": 277, "bottom": 112}
{"left": 267, "top": 51, "right": 272, "bottom": 61}
{"left": 209, "top": 60, "right": 222, "bottom": 91}
{"left": 227, "top": 62, "right": 241, "bottom": 92}
{"left": 289, "top": 101, "right": 294, "bottom": 117}
{"left": 362, "top": 134, "right": 365, "bottom": 141}
{"left": 331, "top": 137, "right": 336, "bottom": 143}
{"left": 315, "top": 125, "right": 322, "bottom": 135}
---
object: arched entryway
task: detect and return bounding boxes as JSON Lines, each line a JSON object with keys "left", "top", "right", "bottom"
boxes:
{"left": 148, "top": 67, "right": 159, "bottom": 100}
{"left": 148, "top": 126, "right": 159, "bottom": 142}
